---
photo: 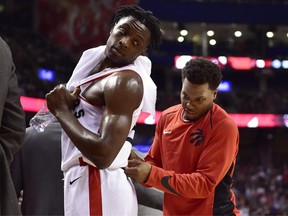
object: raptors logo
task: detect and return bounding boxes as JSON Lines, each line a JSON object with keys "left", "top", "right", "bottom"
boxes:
{"left": 189, "top": 128, "right": 204, "bottom": 146}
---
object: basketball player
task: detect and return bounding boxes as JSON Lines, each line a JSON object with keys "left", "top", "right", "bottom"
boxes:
{"left": 45, "top": 4, "right": 162, "bottom": 216}
{"left": 125, "top": 58, "right": 240, "bottom": 215}
{"left": 10, "top": 120, "right": 163, "bottom": 215}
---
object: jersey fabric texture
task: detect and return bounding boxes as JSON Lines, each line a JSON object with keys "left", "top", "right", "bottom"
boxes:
{"left": 144, "top": 103, "right": 240, "bottom": 215}
{"left": 62, "top": 45, "right": 156, "bottom": 216}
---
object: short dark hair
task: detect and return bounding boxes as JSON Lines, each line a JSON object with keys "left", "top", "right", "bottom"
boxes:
{"left": 112, "top": 4, "right": 162, "bottom": 51}
{"left": 182, "top": 57, "right": 223, "bottom": 90}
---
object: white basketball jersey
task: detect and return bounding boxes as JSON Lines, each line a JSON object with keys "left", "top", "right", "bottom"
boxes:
{"left": 61, "top": 45, "right": 157, "bottom": 216}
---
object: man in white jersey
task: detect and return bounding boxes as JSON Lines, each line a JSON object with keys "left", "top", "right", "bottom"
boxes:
{"left": 45, "top": 4, "right": 162, "bottom": 216}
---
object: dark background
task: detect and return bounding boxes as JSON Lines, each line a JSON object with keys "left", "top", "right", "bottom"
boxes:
{"left": 1, "top": 0, "right": 288, "bottom": 213}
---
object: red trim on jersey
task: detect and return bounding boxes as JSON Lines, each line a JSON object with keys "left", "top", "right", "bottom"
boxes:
{"left": 89, "top": 166, "right": 102, "bottom": 216}
{"left": 78, "top": 72, "right": 114, "bottom": 86}
{"left": 79, "top": 95, "right": 103, "bottom": 108}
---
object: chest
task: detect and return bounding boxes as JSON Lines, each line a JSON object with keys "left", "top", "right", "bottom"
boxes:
{"left": 160, "top": 120, "right": 208, "bottom": 172}
{"left": 80, "top": 76, "right": 110, "bottom": 106}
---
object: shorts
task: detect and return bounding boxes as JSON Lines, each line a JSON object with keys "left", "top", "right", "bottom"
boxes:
{"left": 63, "top": 161, "right": 138, "bottom": 216}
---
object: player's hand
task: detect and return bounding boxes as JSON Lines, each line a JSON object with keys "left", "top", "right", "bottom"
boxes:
{"left": 46, "top": 85, "right": 81, "bottom": 115}
{"left": 124, "top": 159, "right": 152, "bottom": 183}
{"left": 129, "top": 150, "right": 144, "bottom": 161}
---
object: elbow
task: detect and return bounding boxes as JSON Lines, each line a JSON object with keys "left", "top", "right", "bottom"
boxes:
{"left": 94, "top": 159, "right": 111, "bottom": 169}
{"left": 85, "top": 152, "right": 114, "bottom": 170}
{"left": 201, "top": 187, "right": 215, "bottom": 198}
{"left": 81, "top": 141, "right": 120, "bottom": 169}
{"left": 196, "top": 180, "right": 217, "bottom": 199}
{"left": 183, "top": 181, "right": 216, "bottom": 199}
{"left": 199, "top": 184, "right": 217, "bottom": 199}
{"left": 182, "top": 187, "right": 214, "bottom": 199}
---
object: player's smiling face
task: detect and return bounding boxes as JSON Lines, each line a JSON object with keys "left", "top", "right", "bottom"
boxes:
{"left": 105, "top": 16, "right": 151, "bottom": 65}
{"left": 180, "top": 78, "right": 217, "bottom": 122}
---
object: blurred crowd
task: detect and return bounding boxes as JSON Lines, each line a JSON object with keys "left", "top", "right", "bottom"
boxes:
{"left": 156, "top": 88, "right": 288, "bottom": 114}
{"left": 1, "top": 27, "right": 287, "bottom": 115}
{"left": 1, "top": 26, "right": 77, "bottom": 98}
{"left": 234, "top": 155, "right": 288, "bottom": 215}
{"left": 2, "top": 21, "right": 288, "bottom": 216}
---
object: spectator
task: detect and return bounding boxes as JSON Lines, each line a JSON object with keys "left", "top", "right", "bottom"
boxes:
{"left": 0, "top": 36, "right": 26, "bottom": 215}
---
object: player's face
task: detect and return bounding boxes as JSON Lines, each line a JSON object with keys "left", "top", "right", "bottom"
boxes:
{"left": 180, "top": 78, "right": 217, "bottom": 122}
{"left": 105, "top": 16, "right": 151, "bottom": 65}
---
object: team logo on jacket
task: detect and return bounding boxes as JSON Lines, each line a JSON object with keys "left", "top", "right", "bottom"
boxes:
{"left": 190, "top": 128, "right": 204, "bottom": 146}
{"left": 163, "top": 129, "right": 172, "bottom": 135}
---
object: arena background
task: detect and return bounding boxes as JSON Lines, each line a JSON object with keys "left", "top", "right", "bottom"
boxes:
{"left": 1, "top": 0, "right": 288, "bottom": 214}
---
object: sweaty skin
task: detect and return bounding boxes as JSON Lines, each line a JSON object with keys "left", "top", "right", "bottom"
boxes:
{"left": 46, "top": 16, "right": 151, "bottom": 169}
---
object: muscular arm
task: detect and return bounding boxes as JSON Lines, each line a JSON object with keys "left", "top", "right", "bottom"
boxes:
{"left": 46, "top": 71, "right": 143, "bottom": 169}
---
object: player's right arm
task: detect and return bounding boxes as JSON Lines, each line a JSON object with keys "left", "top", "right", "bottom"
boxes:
{"left": 46, "top": 72, "right": 143, "bottom": 169}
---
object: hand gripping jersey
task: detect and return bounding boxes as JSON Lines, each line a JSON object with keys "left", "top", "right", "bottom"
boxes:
{"left": 145, "top": 103, "right": 240, "bottom": 215}
{"left": 61, "top": 45, "right": 156, "bottom": 216}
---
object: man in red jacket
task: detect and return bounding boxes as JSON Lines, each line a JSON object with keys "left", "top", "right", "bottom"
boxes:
{"left": 125, "top": 57, "right": 240, "bottom": 215}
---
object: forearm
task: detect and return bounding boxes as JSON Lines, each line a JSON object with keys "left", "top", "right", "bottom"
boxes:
{"left": 45, "top": 86, "right": 108, "bottom": 166}
{"left": 145, "top": 165, "right": 216, "bottom": 199}
{"left": 55, "top": 111, "right": 109, "bottom": 168}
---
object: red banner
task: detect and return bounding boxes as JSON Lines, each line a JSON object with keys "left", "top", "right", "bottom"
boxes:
{"left": 36, "top": 0, "right": 137, "bottom": 56}
{"left": 21, "top": 96, "right": 287, "bottom": 128}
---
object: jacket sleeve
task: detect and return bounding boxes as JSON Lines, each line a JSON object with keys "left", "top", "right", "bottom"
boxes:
{"left": 145, "top": 118, "right": 239, "bottom": 199}
{"left": 0, "top": 37, "right": 26, "bottom": 164}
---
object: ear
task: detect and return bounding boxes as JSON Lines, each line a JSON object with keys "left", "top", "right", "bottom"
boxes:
{"left": 213, "top": 90, "right": 218, "bottom": 99}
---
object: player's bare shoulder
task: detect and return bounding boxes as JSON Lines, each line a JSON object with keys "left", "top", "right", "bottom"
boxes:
{"left": 105, "top": 70, "right": 143, "bottom": 95}
{"left": 104, "top": 70, "right": 144, "bottom": 113}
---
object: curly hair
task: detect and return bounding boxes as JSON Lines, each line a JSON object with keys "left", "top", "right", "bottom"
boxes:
{"left": 112, "top": 4, "right": 162, "bottom": 51}
{"left": 182, "top": 57, "right": 223, "bottom": 90}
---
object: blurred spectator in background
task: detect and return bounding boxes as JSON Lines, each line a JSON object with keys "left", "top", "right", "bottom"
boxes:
{"left": 0, "top": 36, "right": 26, "bottom": 215}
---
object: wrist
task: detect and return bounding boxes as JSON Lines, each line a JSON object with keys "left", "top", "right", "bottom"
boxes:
{"left": 143, "top": 163, "right": 152, "bottom": 183}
